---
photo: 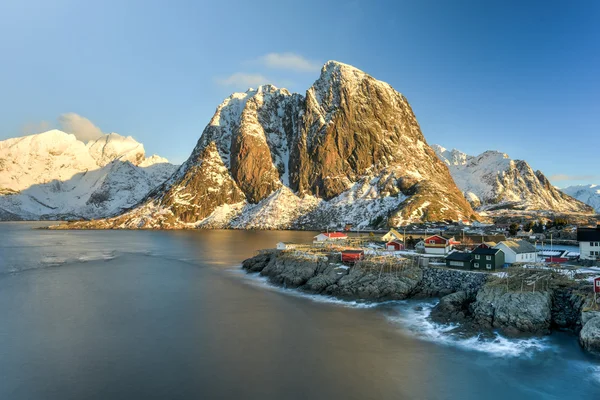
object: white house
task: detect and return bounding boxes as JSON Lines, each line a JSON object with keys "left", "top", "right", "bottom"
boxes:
{"left": 276, "top": 242, "right": 297, "bottom": 250}
{"left": 577, "top": 226, "right": 600, "bottom": 261}
{"left": 423, "top": 235, "right": 455, "bottom": 255}
{"left": 494, "top": 240, "right": 537, "bottom": 264}
{"left": 313, "top": 232, "right": 348, "bottom": 242}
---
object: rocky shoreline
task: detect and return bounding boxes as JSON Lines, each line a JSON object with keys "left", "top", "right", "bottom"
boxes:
{"left": 242, "top": 249, "right": 600, "bottom": 355}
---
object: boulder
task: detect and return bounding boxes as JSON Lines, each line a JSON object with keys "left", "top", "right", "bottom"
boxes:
{"left": 579, "top": 317, "right": 600, "bottom": 355}
{"left": 324, "top": 266, "right": 422, "bottom": 300}
{"left": 260, "top": 254, "right": 325, "bottom": 288}
{"left": 303, "top": 264, "right": 349, "bottom": 293}
{"left": 241, "top": 252, "right": 273, "bottom": 273}
{"left": 430, "top": 291, "right": 474, "bottom": 324}
{"left": 471, "top": 286, "right": 553, "bottom": 335}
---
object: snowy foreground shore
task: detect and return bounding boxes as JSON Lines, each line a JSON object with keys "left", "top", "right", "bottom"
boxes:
{"left": 243, "top": 249, "right": 600, "bottom": 356}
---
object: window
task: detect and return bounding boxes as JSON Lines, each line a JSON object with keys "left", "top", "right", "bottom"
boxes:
{"left": 486, "top": 256, "right": 491, "bottom": 260}
{"left": 449, "top": 261, "right": 463, "bottom": 267}
{"left": 474, "top": 263, "right": 480, "bottom": 268}
{"left": 429, "top": 240, "right": 436, "bottom": 244}
{"left": 486, "top": 264, "right": 492, "bottom": 270}
{"left": 475, "top": 255, "right": 480, "bottom": 260}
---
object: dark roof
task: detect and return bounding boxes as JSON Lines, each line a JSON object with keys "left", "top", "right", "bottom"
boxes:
{"left": 342, "top": 249, "right": 364, "bottom": 254}
{"left": 446, "top": 252, "right": 472, "bottom": 261}
{"left": 577, "top": 227, "right": 600, "bottom": 242}
{"left": 473, "top": 247, "right": 503, "bottom": 256}
{"left": 496, "top": 240, "right": 537, "bottom": 254}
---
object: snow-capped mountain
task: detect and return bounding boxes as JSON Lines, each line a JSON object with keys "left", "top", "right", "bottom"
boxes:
{"left": 63, "top": 61, "right": 478, "bottom": 230}
{"left": 432, "top": 145, "right": 593, "bottom": 213}
{"left": 562, "top": 185, "right": 600, "bottom": 213}
{"left": 0, "top": 130, "right": 177, "bottom": 220}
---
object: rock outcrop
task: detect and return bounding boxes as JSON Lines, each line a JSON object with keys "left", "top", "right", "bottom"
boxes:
{"left": 579, "top": 317, "right": 600, "bottom": 355}
{"left": 430, "top": 291, "right": 475, "bottom": 324}
{"left": 470, "top": 286, "right": 553, "bottom": 335}
{"left": 61, "top": 61, "right": 478, "bottom": 230}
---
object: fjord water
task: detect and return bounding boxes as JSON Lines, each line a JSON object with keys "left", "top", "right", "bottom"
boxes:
{"left": 0, "top": 223, "right": 598, "bottom": 400}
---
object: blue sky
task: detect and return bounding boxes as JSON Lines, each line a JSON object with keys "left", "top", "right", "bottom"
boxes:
{"left": 0, "top": 0, "right": 598, "bottom": 187}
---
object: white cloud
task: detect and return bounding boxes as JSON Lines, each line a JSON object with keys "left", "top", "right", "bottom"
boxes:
{"left": 255, "top": 52, "right": 321, "bottom": 73}
{"left": 20, "top": 121, "right": 51, "bottom": 136}
{"left": 58, "top": 113, "right": 104, "bottom": 142}
{"left": 216, "top": 73, "right": 272, "bottom": 88}
{"left": 550, "top": 174, "right": 600, "bottom": 182}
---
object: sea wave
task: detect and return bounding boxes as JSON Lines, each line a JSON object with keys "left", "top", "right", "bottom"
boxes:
{"left": 229, "top": 267, "right": 385, "bottom": 309}
{"left": 384, "top": 301, "right": 552, "bottom": 358}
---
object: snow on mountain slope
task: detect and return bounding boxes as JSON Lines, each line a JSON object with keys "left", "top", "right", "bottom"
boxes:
{"left": 86, "top": 133, "right": 146, "bottom": 166}
{"left": 562, "top": 185, "right": 600, "bottom": 213}
{"left": 0, "top": 130, "right": 177, "bottom": 220}
{"left": 0, "top": 130, "right": 97, "bottom": 192}
{"left": 58, "top": 61, "right": 478, "bottom": 230}
{"left": 432, "top": 145, "right": 593, "bottom": 213}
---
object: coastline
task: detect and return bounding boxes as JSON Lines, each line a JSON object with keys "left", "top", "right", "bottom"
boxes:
{"left": 242, "top": 248, "right": 600, "bottom": 355}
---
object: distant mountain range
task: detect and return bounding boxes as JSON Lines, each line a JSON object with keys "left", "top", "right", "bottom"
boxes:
{"left": 2, "top": 62, "right": 595, "bottom": 228}
{"left": 0, "top": 130, "right": 177, "bottom": 220}
{"left": 562, "top": 185, "right": 600, "bottom": 213}
{"left": 431, "top": 145, "right": 594, "bottom": 214}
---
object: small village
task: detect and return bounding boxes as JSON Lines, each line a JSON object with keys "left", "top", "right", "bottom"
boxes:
{"left": 275, "top": 222, "right": 600, "bottom": 296}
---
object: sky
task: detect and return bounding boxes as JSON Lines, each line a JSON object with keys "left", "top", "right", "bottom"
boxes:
{"left": 0, "top": 0, "right": 598, "bottom": 187}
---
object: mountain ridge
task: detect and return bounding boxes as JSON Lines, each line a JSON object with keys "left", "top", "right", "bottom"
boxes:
{"left": 58, "top": 61, "right": 478, "bottom": 229}
{"left": 432, "top": 144, "right": 593, "bottom": 214}
{"left": 0, "top": 130, "right": 177, "bottom": 220}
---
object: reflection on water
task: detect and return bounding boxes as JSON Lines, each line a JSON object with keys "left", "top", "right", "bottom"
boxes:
{"left": 0, "top": 222, "right": 598, "bottom": 400}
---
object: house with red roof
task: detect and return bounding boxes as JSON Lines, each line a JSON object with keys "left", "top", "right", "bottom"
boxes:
{"left": 423, "top": 235, "right": 456, "bottom": 255}
{"left": 314, "top": 232, "right": 348, "bottom": 242}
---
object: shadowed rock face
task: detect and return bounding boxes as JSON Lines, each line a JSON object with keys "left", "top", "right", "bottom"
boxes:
{"left": 64, "top": 61, "right": 479, "bottom": 229}
{"left": 160, "top": 142, "right": 246, "bottom": 222}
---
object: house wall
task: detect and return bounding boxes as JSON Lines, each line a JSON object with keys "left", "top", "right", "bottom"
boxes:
{"left": 495, "top": 251, "right": 505, "bottom": 268}
{"left": 495, "top": 243, "right": 516, "bottom": 264}
{"left": 387, "top": 243, "right": 404, "bottom": 251}
{"left": 516, "top": 252, "right": 536, "bottom": 263}
{"left": 473, "top": 253, "right": 496, "bottom": 270}
{"left": 580, "top": 241, "right": 600, "bottom": 260}
{"left": 425, "top": 246, "right": 450, "bottom": 255}
{"left": 446, "top": 260, "right": 471, "bottom": 269}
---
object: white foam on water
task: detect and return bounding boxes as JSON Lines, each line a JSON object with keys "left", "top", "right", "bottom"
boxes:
{"left": 385, "top": 301, "right": 552, "bottom": 358}
{"left": 229, "top": 267, "right": 386, "bottom": 309}
{"left": 40, "top": 256, "right": 67, "bottom": 267}
{"left": 567, "top": 360, "right": 600, "bottom": 385}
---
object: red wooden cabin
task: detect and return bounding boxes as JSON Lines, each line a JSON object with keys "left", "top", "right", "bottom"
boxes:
{"left": 386, "top": 240, "right": 404, "bottom": 251}
{"left": 341, "top": 249, "right": 364, "bottom": 263}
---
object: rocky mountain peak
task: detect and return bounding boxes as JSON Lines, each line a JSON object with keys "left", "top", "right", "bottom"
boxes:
{"left": 68, "top": 60, "right": 478, "bottom": 229}
{"left": 432, "top": 144, "right": 594, "bottom": 213}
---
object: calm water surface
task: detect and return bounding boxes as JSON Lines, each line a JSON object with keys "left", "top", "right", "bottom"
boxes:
{"left": 0, "top": 222, "right": 598, "bottom": 399}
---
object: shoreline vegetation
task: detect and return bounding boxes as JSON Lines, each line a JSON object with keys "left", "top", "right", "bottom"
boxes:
{"left": 242, "top": 246, "right": 600, "bottom": 356}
